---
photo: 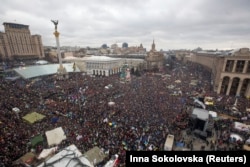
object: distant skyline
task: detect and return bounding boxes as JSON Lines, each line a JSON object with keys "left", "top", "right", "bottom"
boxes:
{"left": 1, "top": 0, "right": 250, "bottom": 51}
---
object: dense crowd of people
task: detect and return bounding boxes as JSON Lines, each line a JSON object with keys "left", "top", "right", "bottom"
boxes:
{"left": 0, "top": 60, "right": 249, "bottom": 166}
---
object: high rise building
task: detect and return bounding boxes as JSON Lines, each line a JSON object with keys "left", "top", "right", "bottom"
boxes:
{"left": 0, "top": 22, "right": 45, "bottom": 61}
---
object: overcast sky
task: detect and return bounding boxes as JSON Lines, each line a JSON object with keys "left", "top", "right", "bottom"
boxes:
{"left": 1, "top": 0, "right": 250, "bottom": 51}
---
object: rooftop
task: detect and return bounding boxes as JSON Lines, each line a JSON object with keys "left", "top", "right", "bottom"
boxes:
{"left": 84, "top": 56, "right": 121, "bottom": 62}
{"left": 14, "top": 63, "right": 80, "bottom": 79}
{"left": 192, "top": 108, "right": 209, "bottom": 121}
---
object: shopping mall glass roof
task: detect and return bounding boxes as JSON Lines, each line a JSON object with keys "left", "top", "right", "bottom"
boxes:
{"left": 14, "top": 63, "right": 80, "bottom": 79}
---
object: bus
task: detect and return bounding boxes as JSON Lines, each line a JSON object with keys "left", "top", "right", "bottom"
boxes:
{"left": 164, "top": 134, "right": 174, "bottom": 151}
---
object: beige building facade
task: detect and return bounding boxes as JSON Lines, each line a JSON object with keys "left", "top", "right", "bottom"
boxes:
{"left": 63, "top": 55, "right": 145, "bottom": 76}
{"left": 186, "top": 48, "right": 250, "bottom": 97}
{"left": 145, "top": 40, "right": 164, "bottom": 70}
{"left": 0, "top": 22, "right": 45, "bottom": 61}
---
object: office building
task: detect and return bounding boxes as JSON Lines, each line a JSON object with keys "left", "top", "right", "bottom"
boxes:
{"left": 0, "top": 22, "right": 45, "bottom": 61}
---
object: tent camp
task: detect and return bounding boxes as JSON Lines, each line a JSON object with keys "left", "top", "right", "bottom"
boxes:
{"left": 38, "top": 146, "right": 58, "bottom": 160}
{"left": 13, "top": 152, "right": 36, "bottom": 166}
{"left": 37, "top": 145, "right": 93, "bottom": 167}
{"left": 45, "top": 127, "right": 66, "bottom": 146}
{"left": 22, "top": 112, "right": 45, "bottom": 124}
{"left": 190, "top": 80, "right": 198, "bottom": 86}
{"left": 175, "top": 80, "right": 181, "bottom": 83}
{"left": 83, "top": 146, "right": 107, "bottom": 166}
{"left": 12, "top": 107, "right": 21, "bottom": 114}
{"left": 233, "top": 122, "right": 250, "bottom": 132}
{"left": 31, "top": 134, "right": 44, "bottom": 147}
{"left": 108, "top": 101, "right": 115, "bottom": 106}
{"left": 208, "top": 111, "right": 218, "bottom": 118}
{"left": 230, "top": 133, "right": 244, "bottom": 142}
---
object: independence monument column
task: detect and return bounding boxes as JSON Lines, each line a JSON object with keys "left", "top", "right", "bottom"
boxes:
{"left": 51, "top": 20, "right": 68, "bottom": 80}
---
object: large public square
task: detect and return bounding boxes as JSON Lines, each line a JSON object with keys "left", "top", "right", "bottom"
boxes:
{"left": 0, "top": 60, "right": 249, "bottom": 166}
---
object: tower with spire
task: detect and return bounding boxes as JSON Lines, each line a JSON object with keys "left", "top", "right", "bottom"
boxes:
{"left": 151, "top": 40, "right": 156, "bottom": 52}
{"left": 145, "top": 39, "right": 164, "bottom": 71}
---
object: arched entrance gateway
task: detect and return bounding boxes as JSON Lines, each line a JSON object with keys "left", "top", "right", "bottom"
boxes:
{"left": 229, "top": 77, "right": 240, "bottom": 96}
{"left": 240, "top": 79, "right": 250, "bottom": 96}
{"left": 220, "top": 76, "right": 230, "bottom": 94}
{"left": 220, "top": 76, "right": 250, "bottom": 96}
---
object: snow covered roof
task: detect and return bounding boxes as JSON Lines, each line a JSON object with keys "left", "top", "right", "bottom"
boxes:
{"left": 14, "top": 63, "right": 80, "bottom": 79}
{"left": 37, "top": 145, "right": 93, "bottom": 167}
{"left": 192, "top": 108, "right": 209, "bottom": 121}
{"left": 85, "top": 56, "right": 120, "bottom": 62}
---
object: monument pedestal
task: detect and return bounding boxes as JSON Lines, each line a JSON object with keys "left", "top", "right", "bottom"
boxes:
{"left": 57, "top": 64, "right": 68, "bottom": 80}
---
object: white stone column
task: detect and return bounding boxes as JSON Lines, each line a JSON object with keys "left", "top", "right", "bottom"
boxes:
{"left": 226, "top": 78, "right": 233, "bottom": 95}
{"left": 245, "top": 82, "right": 250, "bottom": 98}
{"left": 232, "top": 60, "right": 237, "bottom": 72}
{"left": 222, "top": 59, "right": 227, "bottom": 72}
{"left": 236, "top": 79, "right": 244, "bottom": 96}
{"left": 243, "top": 60, "right": 248, "bottom": 73}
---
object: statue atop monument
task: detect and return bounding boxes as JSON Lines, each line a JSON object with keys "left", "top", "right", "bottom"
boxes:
{"left": 51, "top": 20, "right": 58, "bottom": 31}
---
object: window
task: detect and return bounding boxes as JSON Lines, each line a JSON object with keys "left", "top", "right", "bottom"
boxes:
{"left": 235, "top": 60, "right": 245, "bottom": 73}
{"left": 247, "top": 61, "right": 250, "bottom": 73}
{"left": 225, "top": 60, "right": 234, "bottom": 72}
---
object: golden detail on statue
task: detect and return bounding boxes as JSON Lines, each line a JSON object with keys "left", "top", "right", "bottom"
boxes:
{"left": 54, "top": 31, "right": 60, "bottom": 37}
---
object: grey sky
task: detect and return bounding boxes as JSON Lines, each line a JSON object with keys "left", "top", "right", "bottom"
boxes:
{"left": 1, "top": 0, "right": 250, "bottom": 50}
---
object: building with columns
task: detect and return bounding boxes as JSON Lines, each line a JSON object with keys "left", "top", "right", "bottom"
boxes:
{"left": 62, "top": 55, "right": 145, "bottom": 76}
{"left": 185, "top": 48, "right": 250, "bottom": 97}
{"left": 0, "top": 22, "right": 45, "bottom": 61}
{"left": 218, "top": 48, "right": 250, "bottom": 96}
{"left": 85, "top": 56, "right": 121, "bottom": 76}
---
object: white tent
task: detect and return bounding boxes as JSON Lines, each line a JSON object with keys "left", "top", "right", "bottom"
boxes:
{"left": 233, "top": 122, "right": 250, "bottom": 132}
{"left": 45, "top": 127, "right": 66, "bottom": 146}
{"left": 38, "top": 147, "right": 58, "bottom": 159}
{"left": 104, "top": 154, "right": 119, "bottom": 167}
{"left": 108, "top": 101, "right": 115, "bottom": 106}
{"left": 175, "top": 80, "right": 181, "bottom": 83}
{"left": 83, "top": 146, "right": 107, "bottom": 166}
{"left": 37, "top": 145, "right": 93, "bottom": 167}
{"left": 208, "top": 111, "right": 218, "bottom": 118}
{"left": 12, "top": 107, "right": 21, "bottom": 114}
{"left": 230, "top": 133, "right": 243, "bottom": 142}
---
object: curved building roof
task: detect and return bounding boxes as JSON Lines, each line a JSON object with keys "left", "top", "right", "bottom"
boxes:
{"left": 84, "top": 56, "right": 121, "bottom": 62}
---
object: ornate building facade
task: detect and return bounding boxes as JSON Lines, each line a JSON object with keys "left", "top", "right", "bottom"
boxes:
{"left": 84, "top": 56, "right": 121, "bottom": 76}
{"left": 185, "top": 48, "right": 250, "bottom": 97}
{"left": 0, "top": 22, "right": 45, "bottom": 61}
{"left": 145, "top": 40, "right": 164, "bottom": 70}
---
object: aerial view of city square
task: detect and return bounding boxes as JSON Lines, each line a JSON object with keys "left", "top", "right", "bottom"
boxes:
{"left": 0, "top": 0, "right": 250, "bottom": 166}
